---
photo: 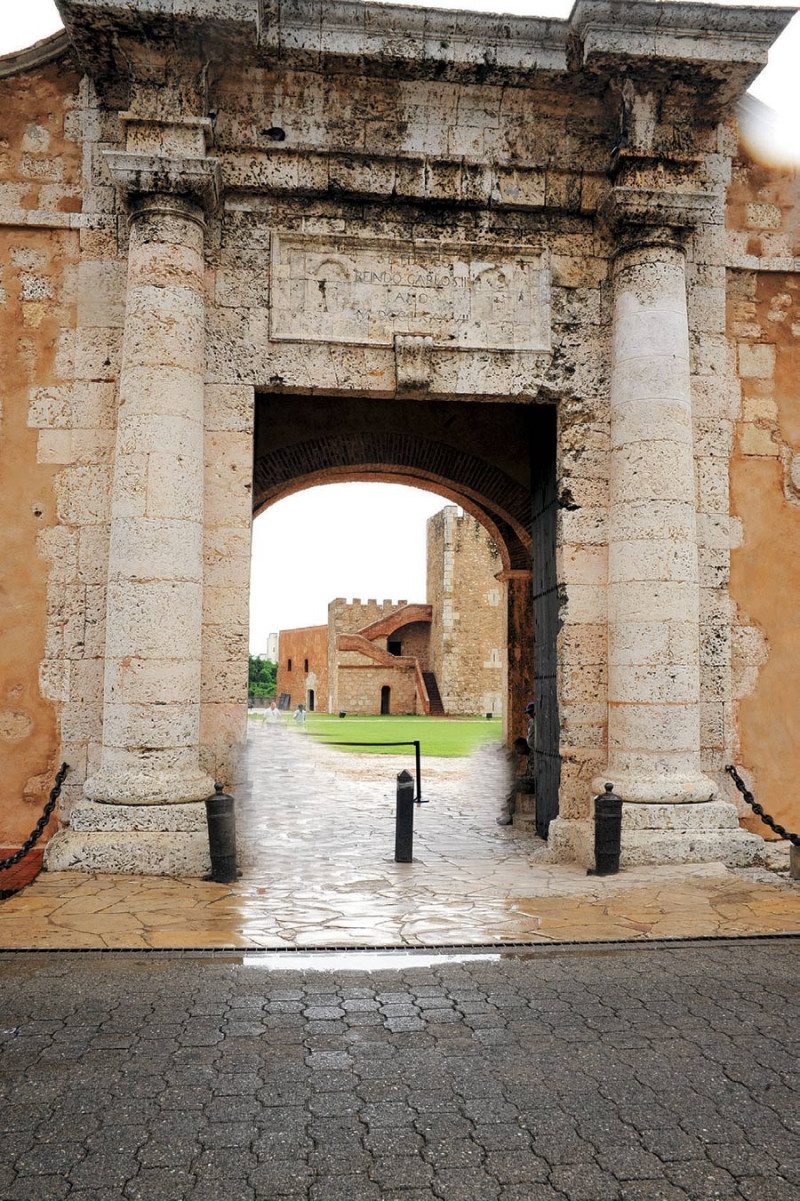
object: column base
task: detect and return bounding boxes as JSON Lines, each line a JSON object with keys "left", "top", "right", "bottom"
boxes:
{"left": 84, "top": 766, "right": 215, "bottom": 805}
{"left": 591, "top": 770, "right": 718, "bottom": 804}
{"left": 548, "top": 801, "right": 765, "bottom": 869}
{"left": 44, "top": 800, "right": 211, "bottom": 876}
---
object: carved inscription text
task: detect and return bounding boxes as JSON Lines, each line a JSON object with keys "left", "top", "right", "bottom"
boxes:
{"left": 270, "top": 235, "right": 550, "bottom": 351}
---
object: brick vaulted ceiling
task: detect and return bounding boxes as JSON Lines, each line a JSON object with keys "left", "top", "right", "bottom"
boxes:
{"left": 252, "top": 396, "right": 540, "bottom": 571}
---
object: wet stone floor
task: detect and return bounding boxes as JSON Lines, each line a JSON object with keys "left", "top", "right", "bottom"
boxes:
{"left": 1, "top": 940, "right": 799, "bottom": 1201}
{"left": 1, "top": 723, "right": 799, "bottom": 951}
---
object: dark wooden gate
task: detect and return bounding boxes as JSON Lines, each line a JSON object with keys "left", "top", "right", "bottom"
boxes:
{"left": 531, "top": 406, "right": 560, "bottom": 838}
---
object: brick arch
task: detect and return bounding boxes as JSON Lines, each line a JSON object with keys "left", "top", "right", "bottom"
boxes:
{"left": 252, "top": 433, "right": 531, "bottom": 571}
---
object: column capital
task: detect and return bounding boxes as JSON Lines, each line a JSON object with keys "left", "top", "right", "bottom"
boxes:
{"left": 102, "top": 150, "right": 222, "bottom": 218}
{"left": 602, "top": 185, "right": 717, "bottom": 253}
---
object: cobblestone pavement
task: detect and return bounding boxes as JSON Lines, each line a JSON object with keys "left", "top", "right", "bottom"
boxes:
{"left": 1, "top": 724, "right": 798, "bottom": 950}
{"left": 1, "top": 940, "right": 798, "bottom": 1201}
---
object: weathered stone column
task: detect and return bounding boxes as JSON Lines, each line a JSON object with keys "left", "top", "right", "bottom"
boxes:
{"left": 47, "top": 145, "right": 221, "bottom": 873}
{"left": 601, "top": 227, "right": 715, "bottom": 805}
{"left": 580, "top": 193, "right": 759, "bottom": 865}
{"left": 84, "top": 186, "right": 214, "bottom": 805}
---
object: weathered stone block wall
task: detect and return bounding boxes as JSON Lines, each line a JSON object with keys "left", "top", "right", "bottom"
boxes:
{"left": 727, "top": 156, "right": 800, "bottom": 835}
{"left": 0, "top": 57, "right": 84, "bottom": 843}
{"left": 327, "top": 598, "right": 407, "bottom": 712}
{"left": 389, "top": 621, "right": 431, "bottom": 672}
{"left": 275, "top": 624, "right": 328, "bottom": 711}
{"left": 337, "top": 665, "right": 418, "bottom": 716}
{"left": 426, "top": 507, "right": 505, "bottom": 715}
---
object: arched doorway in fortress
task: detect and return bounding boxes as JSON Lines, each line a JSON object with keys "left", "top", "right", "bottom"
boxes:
{"left": 33, "top": 0, "right": 786, "bottom": 878}
{"left": 251, "top": 393, "right": 559, "bottom": 837}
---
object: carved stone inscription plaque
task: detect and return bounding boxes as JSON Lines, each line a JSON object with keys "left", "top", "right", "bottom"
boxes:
{"left": 270, "top": 235, "right": 550, "bottom": 351}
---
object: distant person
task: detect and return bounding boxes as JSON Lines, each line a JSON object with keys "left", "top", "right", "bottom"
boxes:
{"left": 267, "top": 700, "right": 280, "bottom": 726}
{"left": 293, "top": 703, "right": 306, "bottom": 726}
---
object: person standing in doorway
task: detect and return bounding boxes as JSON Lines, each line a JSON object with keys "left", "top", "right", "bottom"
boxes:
{"left": 525, "top": 701, "right": 535, "bottom": 749}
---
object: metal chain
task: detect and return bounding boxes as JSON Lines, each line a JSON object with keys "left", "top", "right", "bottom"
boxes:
{"left": 726, "top": 764, "right": 800, "bottom": 847}
{"left": 0, "top": 762, "right": 69, "bottom": 872}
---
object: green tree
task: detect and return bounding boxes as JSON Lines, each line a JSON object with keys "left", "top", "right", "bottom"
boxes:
{"left": 248, "top": 655, "right": 278, "bottom": 698}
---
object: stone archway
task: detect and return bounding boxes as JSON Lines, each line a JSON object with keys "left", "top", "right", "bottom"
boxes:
{"left": 253, "top": 392, "right": 556, "bottom": 818}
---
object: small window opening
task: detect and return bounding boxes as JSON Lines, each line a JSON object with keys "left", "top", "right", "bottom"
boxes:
{"left": 287, "top": 658, "right": 292, "bottom": 671}
{"left": 304, "top": 658, "right": 309, "bottom": 672}
{"left": 380, "top": 685, "right": 391, "bottom": 715}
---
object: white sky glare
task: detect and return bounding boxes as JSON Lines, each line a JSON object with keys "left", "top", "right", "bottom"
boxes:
{"left": 3, "top": 1, "right": 799, "bottom": 652}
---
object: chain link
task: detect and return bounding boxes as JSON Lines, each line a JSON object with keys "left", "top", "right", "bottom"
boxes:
{"left": 726, "top": 764, "right": 800, "bottom": 847}
{"left": 0, "top": 762, "right": 69, "bottom": 873}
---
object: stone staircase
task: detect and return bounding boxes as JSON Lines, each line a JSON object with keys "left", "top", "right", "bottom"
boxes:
{"left": 422, "top": 672, "right": 445, "bottom": 716}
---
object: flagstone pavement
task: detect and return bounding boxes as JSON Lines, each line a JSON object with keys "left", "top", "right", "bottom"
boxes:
{"left": 1, "top": 721, "right": 798, "bottom": 951}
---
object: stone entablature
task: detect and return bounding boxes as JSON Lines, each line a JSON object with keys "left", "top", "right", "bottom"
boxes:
{"left": 2, "top": 0, "right": 798, "bottom": 872}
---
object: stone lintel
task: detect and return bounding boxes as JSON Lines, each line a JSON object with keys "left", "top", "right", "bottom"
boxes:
{"left": 224, "top": 153, "right": 588, "bottom": 213}
{"left": 102, "top": 150, "right": 222, "bottom": 214}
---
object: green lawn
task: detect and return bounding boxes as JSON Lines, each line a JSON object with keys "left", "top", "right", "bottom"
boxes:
{"left": 305, "top": 713, "right": 503, "bottom": 758}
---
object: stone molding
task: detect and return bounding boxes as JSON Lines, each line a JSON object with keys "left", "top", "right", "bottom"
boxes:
{"left": 0, "top": 29, "right": 71, "bottom": 79}
{"left": 602, "top": 185, "right": 719, "bottom": 245}
{"left": 102, "top": 150, "right": 222, "bottom": 215}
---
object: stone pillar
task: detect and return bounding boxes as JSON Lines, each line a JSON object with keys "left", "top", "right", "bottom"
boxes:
{"left": 602, "top": 231, "right": 715, "bottom": 805}
{"left": 84, "top": 191, "right": 213, "bottom": 806}
{"left": 46, "top": 145, "right": 222, "bottom": 874}
{"left": 497, "top": 569, "right": 534, "bottom": 747}
{"left": 589, "top": 204, "right": 759, "bottom": 866}
{"left": 552, "top": 191, "right": 761, "bottom": 867}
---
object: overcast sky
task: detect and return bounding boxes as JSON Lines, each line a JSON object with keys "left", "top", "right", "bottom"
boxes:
{"left": 5, "top": 1, "right": 799, "bottom": 653}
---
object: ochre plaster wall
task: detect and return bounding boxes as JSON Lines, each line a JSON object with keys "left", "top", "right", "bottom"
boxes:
{"left": 728, "top": 158, "right": 800, "bottom": 836}
{"left": 0, "top": 59, "right": 81, "bottom": 845}
{"left": 275, "top": 624, "right": 328, "bottom": 711}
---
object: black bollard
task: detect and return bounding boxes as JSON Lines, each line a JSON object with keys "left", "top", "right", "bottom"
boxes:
{"left": 395, "top": 769, "right": 415, "bottom": 863}
{"left": 204, "top": 782, "right": 239, "bottom": 884}
{"left": 589, "top": 782, "right": 623, "bottom": 876}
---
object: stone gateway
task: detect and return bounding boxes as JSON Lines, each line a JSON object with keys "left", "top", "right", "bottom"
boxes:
{"left": 1, "top": 0, "right": 799, "bottom": 874}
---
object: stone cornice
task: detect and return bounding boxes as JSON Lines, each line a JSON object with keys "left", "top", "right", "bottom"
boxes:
{"left": 56, "top": 0, "right": 794, "bottom": 93}
{"left": 258, "top": 0, "right": 568, "bottom": 77}
{"left": 571, "top": 0, "right": 793, "bottom": 71}
{"left": 102, "top": 151, "right": 223, "bottom": 214}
